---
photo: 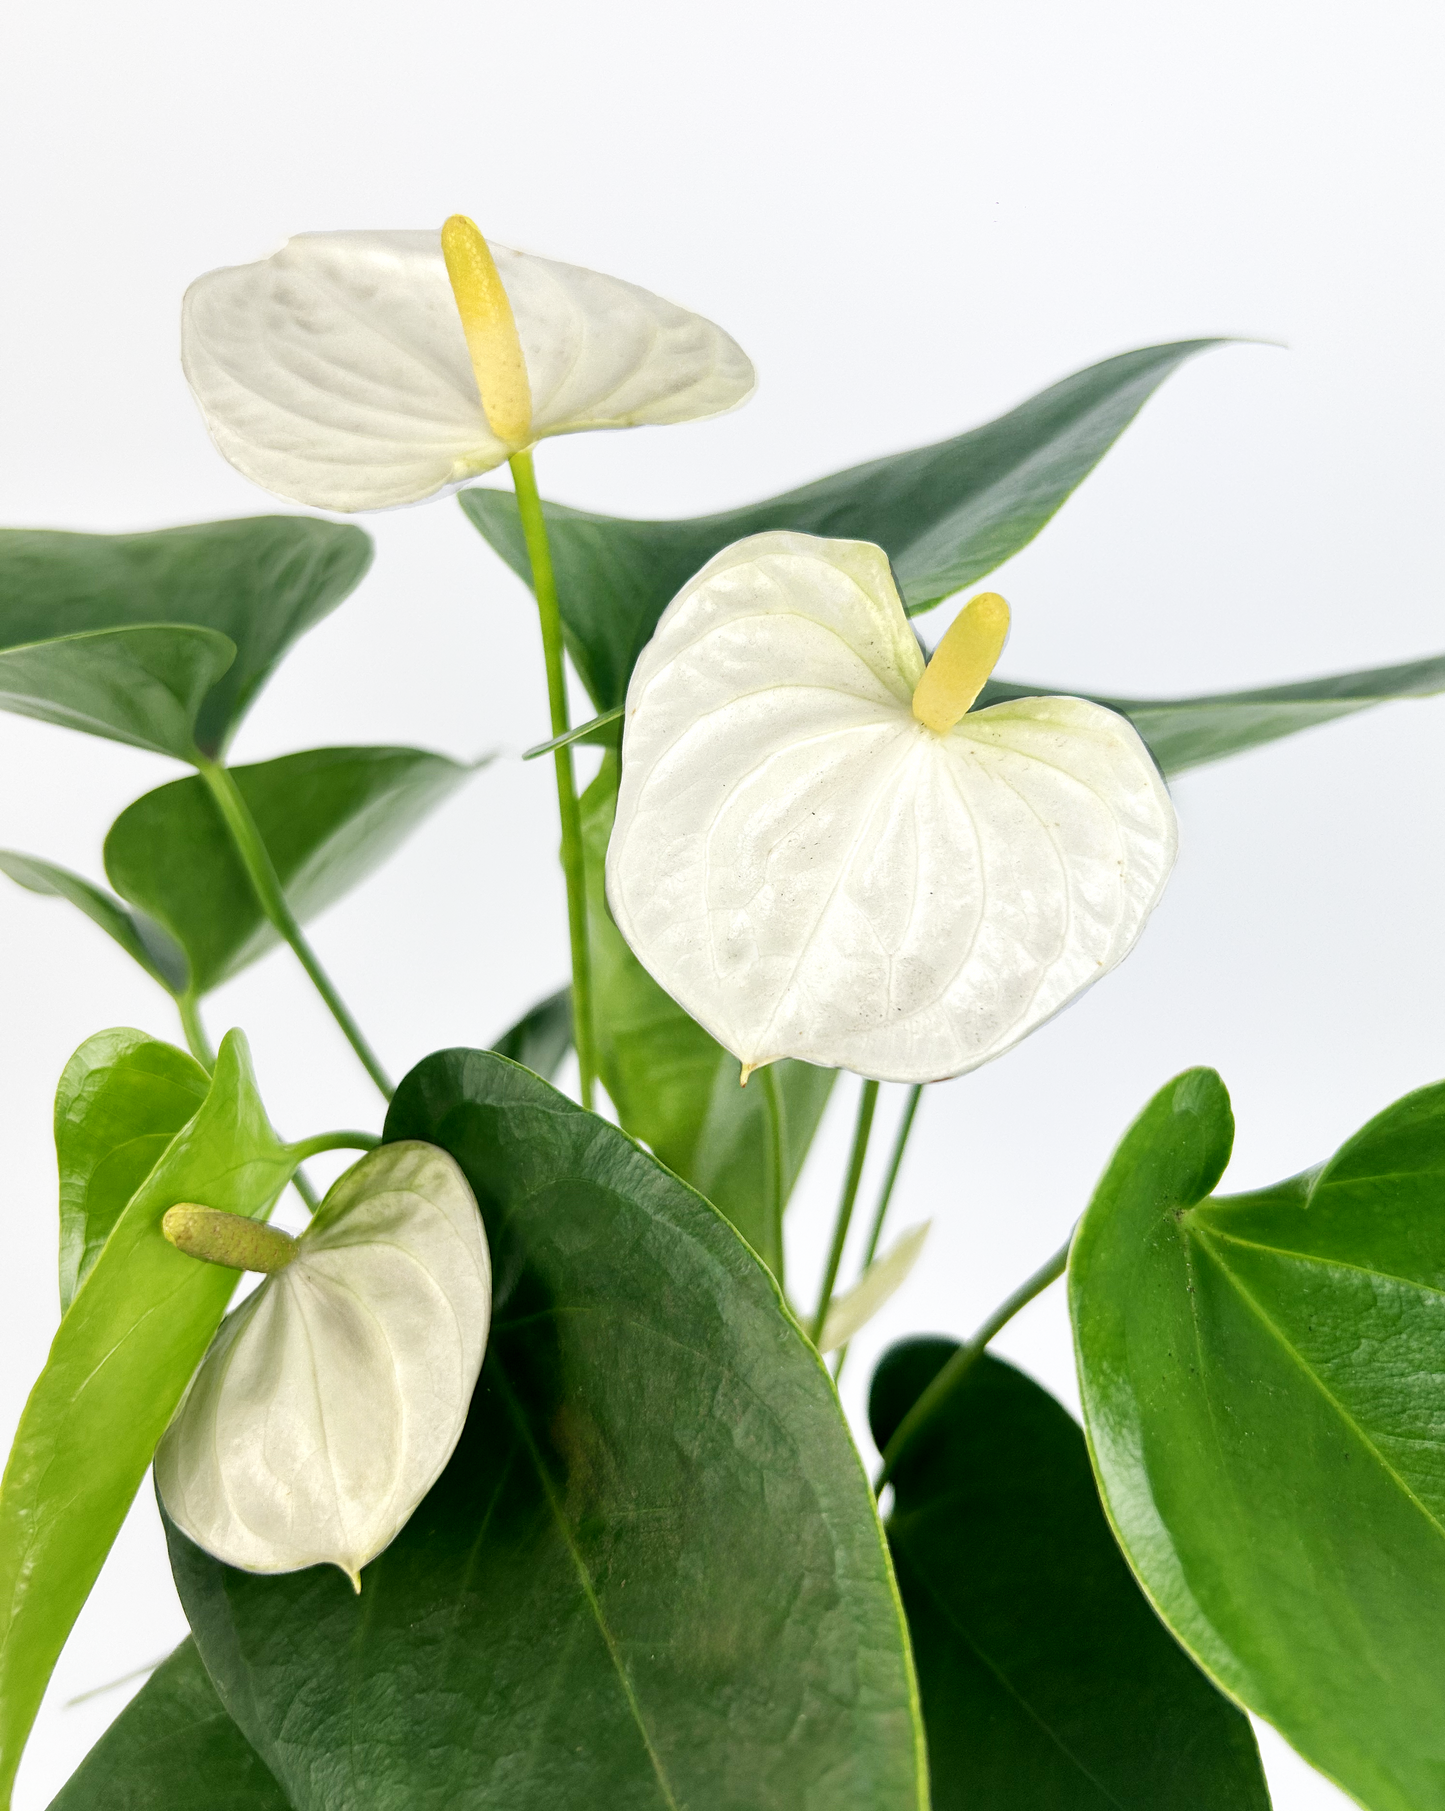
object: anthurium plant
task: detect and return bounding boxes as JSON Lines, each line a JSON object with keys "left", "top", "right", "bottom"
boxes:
{"left": 2, "top": 217, "right": 1443, "bottom": 1811}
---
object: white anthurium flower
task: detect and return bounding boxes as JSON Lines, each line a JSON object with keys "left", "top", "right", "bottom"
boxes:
{"left": 155, "top": 1141, "right": 490, "bottom": 1589}
{"left": 819, "top": 1222, "right": 932, "bottom": 1354}
{"left": 181, "top": 218, "right": 755, "bottom": 512}
{"left": 606, "top": 532, "right": 1178, "bottom": 1084}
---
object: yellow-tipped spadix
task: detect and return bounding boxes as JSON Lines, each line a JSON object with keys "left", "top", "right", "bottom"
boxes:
{"left": 440, "top": 215, "right": 533, "bottom": 446}
{"left": 911, "top": 592, "right": 1011, "bottom": 734}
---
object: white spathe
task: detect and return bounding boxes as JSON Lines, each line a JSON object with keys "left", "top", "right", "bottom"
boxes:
{"left": 155, "top": 1142, "right": 490, "bottom": 1587}
{"left": 606, "top": 533, "right": 1178, "bottom": 1084}
{"left": 182, "top": 229, "right": 755, "bottom": 512}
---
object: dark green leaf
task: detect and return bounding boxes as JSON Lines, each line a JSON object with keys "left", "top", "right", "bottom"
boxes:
{"left": 490, "top": 986, "right": 573, "bottom": 1081}
{"left": 48, "top": 1641, "right": 290, "bottom": 1811}
{"left": 55, "top": 1029, "right": 210, "bottom": 1311}
{"left": 171, "top": 1048, "right": 926, "bottom": 1811}
{"left": 1071, "top": 1069, "right": 1445, "bottom": 1811}
{"left": 0, "top": 851, "right": 187, "bottom": 992}
{"left": 870, "top": 1340, "right": 1268, "bottom": 1809}
{"left": 0, "top": 1032, "right": 295, "bottom": 1804}
{"left": 582, "top": 755, "right": 834, "bottom": 1265}
{"left": 0, "top": 625, "right": 234, "bottom": 760}
{"left": 0, "top": 518, "right": 372, "bottom": 756}
{"left": 104, "top": 746, "right": 478, "bottom": 995}
{"left": 462, "top": 341, "right": 1221, "bottom": 708}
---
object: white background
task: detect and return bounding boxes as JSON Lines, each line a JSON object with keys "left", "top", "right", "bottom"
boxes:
{"left": 2, "top": 0, "right": 1442, "bottom": 1803}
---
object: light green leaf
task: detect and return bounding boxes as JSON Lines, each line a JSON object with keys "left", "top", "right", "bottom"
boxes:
{"left": 0, "top": 518, "right": 372, "bottom": 757}
{"left": 522, "top": 706, "right": 623, "bottom": 760}
{"left": 869, "top": 1340, "right": 1269, "bottom": 1809}
{"left": 490, "top": 986, "right": 573, "bottom": 1081}
{"left": 462, "top": 341, "right": 1221, "bottom": 709}
{"left": 0, "top": 852, "right": 187, "bottom": 992}
{"left": 821, "top": 1223, "right": 930, "bottom": 1353}
{"left": 0, "top": 1031, "right": 295, "bottom": 1805}
{"left": 170, "top": 1047, "right": 926, "bottom": 1811}
{"left": 103, "top": 746, "right": 478, "bottom": 995}
{"left": 1071, "top": 1069, "right": 1445, "bottom": 1811}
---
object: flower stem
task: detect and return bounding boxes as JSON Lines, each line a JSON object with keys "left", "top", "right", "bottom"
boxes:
{"left": 287, "top": 1130, "right": 381, "bottom": 1162}
{"left": 176, "top": 990, "right": 216, "bottom": 1071}
{"left": 760, "top": 1064, "right": 788, "bottom": 1287}
{"left": 833, "top": 1082, "right": 924, "bottom": 1381}
{"left": 507, "top": 450, "right": 597, "bottom": 1114}
{"left": 874, "top": 1229, "right": 1073, "bottom": 1492}
{"left": 809, "top": 1079, "right": 879, "bottom": 1347}
{"left": 195, "top": 758, "right": 394, "bottom": 1101}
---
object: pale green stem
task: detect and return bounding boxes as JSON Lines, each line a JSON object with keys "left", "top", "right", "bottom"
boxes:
{"left": 508, "top": 449, "right": 597, "bottom": 1113}
{"left": 195, "top": 758, "right": 394, "bottom": 1101}
{"left": 176, "top": 990, "right": 216, "bottom": 1071}
{"left": 760, "top": 1065, "right": 788, "bottom": 1287}
{"left": 287, "top": 1130, "right": 381, "bottom": 1162}
{"left": 834, "top": 1082, "right": 924, "bottom": 1381}
{"left": 809, "top": 1079, "right": 880, "bottom": 1347}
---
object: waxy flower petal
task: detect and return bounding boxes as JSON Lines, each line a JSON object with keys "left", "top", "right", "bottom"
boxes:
{"left": 606, "top": 533, "right": 1177, "bottom": 1084}
{"left": 156, "top": 1141, "right": 490, "bottom": 1586}
{"left": 182, "top": 230, "right": 755, "bottom": 511}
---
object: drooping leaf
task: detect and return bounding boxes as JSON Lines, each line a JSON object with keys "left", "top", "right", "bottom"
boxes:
{"left": 0, "top": 518, "right": 372, "bottom": 756}
{"left": 0, "top": 625, "right": 234, "bottom": 760}
{"left": 48, "top": 1641, "right": 291, "bottom": 1811}
{"left": 462, "top": 341, "right": 1221, "bottom": 709}
{"left": 490, "top": 985, "right": 573, "bottom": 1080}
{"left": 55, "top": 1029, "right": 210, "bottom": 1311}
{"left": 0, "top": 852, "right": 187, "bottom": 992}
{"left": 582, "top": 754, "right": 834, "bottom": 1265}
{"left": 0, "top": 1032, "right": 296, "bottom": 1804}
{"left": 170, "top": 1048, "right": 927, "bottom": 1811}
{"left": 870, "top": 1340, "right": 1269, "bottom": 1809}
{"left": 103, "top": 746, "right": 478, "bottom": 995}
{"left": 1071, "top": 1068, "right": 1445, "bottom": 1811}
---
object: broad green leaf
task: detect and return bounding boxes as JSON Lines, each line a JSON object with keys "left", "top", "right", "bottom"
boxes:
{"left": 870, "top": 1340, "right": 1268, "bottom": 1809}
{"left": 170, "top": 1048, "right": 926, "bottom": 1811}
{"left": 104, "top": 747, "right": 477, "bottom": 995}
{"left": 0, "top": 518, "right": 372, "bottom": 756}
{"left": 462, "top": 341, "right": 1220, "bottom": 709}
{"left": 49, "top": 1641, "right": 290, "bottom": 1811}
{"left": 582, "top": 754, "right": 834, "bottom": 1266}
{"left": 1071, "top": 1069, "right": 1445, "bottom": 1811}
{"left": 55, "top": 1029, "right": 210, "bottom": 1311}
{"left": 490, "top": 986, "right": 573, "bottom": 1081}
{"left": 0, "top": 852, "right": 186, "bottom": 992}
{"left": 0, "top": 1032, "right": 295, "bottom": 1805}
{"left": 0, "top": 625, "right": 234, "bottom": 760}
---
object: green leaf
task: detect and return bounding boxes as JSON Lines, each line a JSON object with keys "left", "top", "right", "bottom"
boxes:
{"left": 461, "top": 341, "right": 1221, "bottom": 709}
{"left": 48, "top": 1641, "right": 291, "bottom": 1811}
{"left": 870, "top": 1340, "right": 1269, "bottom": 1809}
{"left": 55, "top": 1029, "right": 211, "bottom": 1312}
{"left": 490, "top": 986, "right": 573, "bottom": 1081}
{"left": 103, "top": 746, "right": 477, "bottom": 995}
{"left": 0, "top": 518, "right": 372, "bottom": 757}
{"left": 582, "top": 754, "right": 835, "bottom": 1265}
{"left": 0, "top": 625, "right": 235, "bottom": 760}
{"left": 1071, "top": 1069, "right": 1445, "bottom": 1811}
{"left": 0, "top": 1031, "right": 295, "bottom": 1805}
{"left": 0, "top": 851, "right": 187, "bottom": 992}
{"left": 169, "top": 1047, "right": 926, "bottom": 1811}
{"left": 522, "top": 707, "right": 623, "bottom": 760}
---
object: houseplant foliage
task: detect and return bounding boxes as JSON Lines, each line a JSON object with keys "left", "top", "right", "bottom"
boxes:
{"left": 0, "top": 218, "right": 1441, "bottom": 1811}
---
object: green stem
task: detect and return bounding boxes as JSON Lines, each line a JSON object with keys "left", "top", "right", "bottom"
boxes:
{"left": 875, "top": 1230, "right": 1073, "bottom": 1491}
{"left": 290, "top": 1170, "right": 320, "bottom": 1212}
{"left": 176, "top": 990, "right": 216, "bottom": 1071}
{"left": 508, "top": 449, "right": 597, "bottom": 1114}
{"left": 760, "top": 1065, "right": 788, "bottom": 1287}
{"left": 809, "top": 1079, "right": 880, "bottom": 1347}
{"left": 287, "top": 1130, "right": 381, "bottom": 1162}
{"left": 196, "top": 757, "right": 394, "bottom": 1101}
{"left": 834, "top": 1082, "right": 924, "bottom": 1381}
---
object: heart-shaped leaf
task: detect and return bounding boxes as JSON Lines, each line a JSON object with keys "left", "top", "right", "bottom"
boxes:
{"left": 871, "top": 1339, "right": 1268, "bottom": 1808}
{"left": 0, "top": 852, "right": 187, "bottom": 992}
{"left": 169, "top": 1048, "right": 926, "bottom": 1811}
{"left": 0, "top": 518, "right": 372, "bottom": 756}
{"left": 462, "top": 340, "right": 1221, "bottom": 709}
{"left": 1071, "top": 1068, "right": 1445, "bottom": 1811}
{"left": 0, "top": 1032, "right": 296, "bottom": 1803}
{"left": 103, "top": 746, "right": 477, "bottom": 995}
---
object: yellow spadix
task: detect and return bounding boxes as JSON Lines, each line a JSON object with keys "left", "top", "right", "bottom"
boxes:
{"left": 440, "top": 214, "right": 533, "bottom": 447}
{"left": 911, "top": 592, "right": 1011, "bottom": 734}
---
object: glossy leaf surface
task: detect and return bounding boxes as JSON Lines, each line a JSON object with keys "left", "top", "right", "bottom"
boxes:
{"left": 1072, "top": 1069, "right": 1445, "bottom": 1811}
{"left": 871, "top": 1340, "right": 1268, "bottom": 1808}
{"left": 489, "top": 986, "right": 572, "bottom": 1080}
{"left": 171, "top": 1048, "right": 925, "bottom": 1811}
{"left": 49, "top": 1641, "right": 290, "bottom": 1811}
{"left": 0, "top": 518, "right": 372, "bottom": 755}
{"left": 0, "top": 1033, "right": 294, "bottom": 1804}
{"left": 104, "top": 746, "right": 476, "bottom": 994}
{"left": 0, "top": 852, "right": 186, "bottom": 992}
{"left": 462, "top": 341, "right": 1219, "bottom": 708}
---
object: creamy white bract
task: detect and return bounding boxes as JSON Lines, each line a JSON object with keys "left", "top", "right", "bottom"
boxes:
{"left": 156, "top": 1142, "right": 490, "bottom": 1587}
{"left": 182, "top": 229, "right": 754, "bottom": 511}
{"left": 606, "top": 532, "right": 1178, "bottom": 1084}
